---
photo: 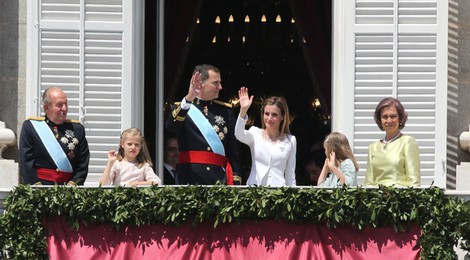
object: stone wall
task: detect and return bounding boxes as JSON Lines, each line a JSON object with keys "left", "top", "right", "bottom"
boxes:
{"left": 0, "top": 1, "right": 25, "bottom": 162}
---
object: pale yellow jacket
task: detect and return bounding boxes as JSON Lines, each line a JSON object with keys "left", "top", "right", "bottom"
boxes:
{"left": 365, "top": 135, "right": 421, "bottom": 187}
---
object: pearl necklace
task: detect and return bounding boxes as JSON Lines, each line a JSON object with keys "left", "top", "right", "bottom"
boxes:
{"left": 382, "top": 131, "right": 402, "bottom": 149}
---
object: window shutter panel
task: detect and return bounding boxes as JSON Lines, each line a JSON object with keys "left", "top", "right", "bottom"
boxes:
{"left": 33, "top": 0, "right": 136, "bottom": 185}
{"left": 336, "top": 0, "right": 447, "bottom": 186}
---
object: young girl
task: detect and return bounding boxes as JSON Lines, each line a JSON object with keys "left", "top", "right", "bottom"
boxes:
{"left": 317, "top": 132, "right": 358, "bottom": 187}
{"left": 99, "top": 128, "right": 161, "bottom": 187}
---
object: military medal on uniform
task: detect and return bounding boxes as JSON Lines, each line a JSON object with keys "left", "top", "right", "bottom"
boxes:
{"left": 185, "top": 103, "right": 235, "bottom": 185}
{"left": 29, "top": 120, "right": 74, "bottom": 173}
{"left": 53, "top": 126, "right": 59, "bottom": 138}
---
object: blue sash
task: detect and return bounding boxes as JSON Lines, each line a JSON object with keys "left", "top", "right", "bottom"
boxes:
{"left": 187, "top": 104, "right": 225, "bottom": 156}
{"left": 30, "top": 120, "right": 73, "bottom": 172}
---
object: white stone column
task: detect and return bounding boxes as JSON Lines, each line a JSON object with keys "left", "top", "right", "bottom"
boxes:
{"left": 456, "top": 163, "right": 470, "bottom": 190}
{"left": 457, "top": 126, "right": 470, "bottom": 190}
{"left": 0, "top": 121, "right": 18, "bottom": 189}
{"left": 459, "top": 125, "right": 470, "bottom": 154}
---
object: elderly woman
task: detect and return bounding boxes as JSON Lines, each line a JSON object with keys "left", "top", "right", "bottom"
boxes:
{"left": 364, "top": 97, "right": 420, "bottom": 187}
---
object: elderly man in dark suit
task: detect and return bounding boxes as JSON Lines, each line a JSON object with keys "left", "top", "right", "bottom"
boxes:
{"left": 19, "top": 87, "right": 90, "bottom": 185}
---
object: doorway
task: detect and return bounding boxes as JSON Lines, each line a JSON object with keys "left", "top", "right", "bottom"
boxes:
{"left": 146, "top": 0, "right": 332, "bottom": 184}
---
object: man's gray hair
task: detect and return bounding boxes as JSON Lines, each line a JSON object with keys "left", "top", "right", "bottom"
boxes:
{"left": 41, "top": 87, "right": 62, "bottom": 107}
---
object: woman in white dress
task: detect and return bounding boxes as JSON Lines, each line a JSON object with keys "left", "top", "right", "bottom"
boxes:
{"left": 235, "top": 87, "right": 296, "bottom": 187}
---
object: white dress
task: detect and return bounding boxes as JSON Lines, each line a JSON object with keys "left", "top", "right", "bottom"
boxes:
{"left": 109, "top": 160, "right": 162, "bottom": 186}
{"left": 235, "top": 115, "right": 297, "bottom": 187}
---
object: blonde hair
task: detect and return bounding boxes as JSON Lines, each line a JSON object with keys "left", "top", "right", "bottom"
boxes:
{"left": 323, "top": 132, "right": 359, "bottom": 171}
{"left": 260, "top": 96, "right": 292, "bottom": 134}
{"left": 117, "top": 128, "right": 153, "bottom": 168}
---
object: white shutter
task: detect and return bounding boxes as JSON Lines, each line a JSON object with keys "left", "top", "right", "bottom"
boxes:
{"left": 333, "top": 0, "right": 447, "bottom": 187}
{"left": 28, "top": 0, "right": 141, "bottom": 186}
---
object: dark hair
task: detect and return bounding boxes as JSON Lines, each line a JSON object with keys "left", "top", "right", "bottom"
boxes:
{"left": 164, "top": 134, "right": 178, "bottom": 148}
{"left": 193, "top": 64, "right": 220, "bottom": 81}
{"left": 260, "top": 96, "right": 292, "bottom": 134}
{"left": 374, "top": 97, "right": 408, "bottom": 130}
{"left": 164, "top": 130, "right": 178, "bottom": 150}
{"left": 304, "top": 150, "right": 326, "bottom": 169}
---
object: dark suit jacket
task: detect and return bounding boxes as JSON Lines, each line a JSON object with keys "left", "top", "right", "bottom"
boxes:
{"left": 163, "top": 166, "right": 176, "bottom": 185}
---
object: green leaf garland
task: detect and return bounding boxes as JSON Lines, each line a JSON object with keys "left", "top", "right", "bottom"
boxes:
{"left": 0, "top": 185, "right": 468, "bottom": 259}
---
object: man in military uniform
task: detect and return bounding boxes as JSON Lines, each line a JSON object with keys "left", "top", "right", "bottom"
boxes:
{"left": 19, "top": 87, "right": 90, "bottom": 185}
{"left": 166, "top": 64, "right": 241, "bottom": 185}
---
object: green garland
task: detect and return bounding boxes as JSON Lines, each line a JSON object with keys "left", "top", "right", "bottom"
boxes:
{"left": 0, "top": 185, "right": 469, "bottom": 259}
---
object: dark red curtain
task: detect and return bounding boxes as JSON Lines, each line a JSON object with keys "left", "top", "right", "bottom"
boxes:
{"left": 289, "top": 0, "right": 332, "bottom": 114}
{"left": 144, "top": 0, "right": 202, "bottom": 157}
{"left": 164, "top": 0, "right": 202, "bottom": 104}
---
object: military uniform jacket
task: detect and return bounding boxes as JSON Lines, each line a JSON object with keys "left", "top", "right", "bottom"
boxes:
{"left": 166, "top": 98, "right": 241, "bottom": 185}
{"left": 19, "top": 116, "right": 90, "bottom": 185}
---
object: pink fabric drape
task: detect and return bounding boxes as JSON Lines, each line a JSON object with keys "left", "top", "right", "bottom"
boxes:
{"left": 45, "top": 217, "right": 421, "bottom": 259}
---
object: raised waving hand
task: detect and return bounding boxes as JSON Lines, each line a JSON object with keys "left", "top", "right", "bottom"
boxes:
{"left": 238, "top": 87, "right": 254, "bottom": 118}
{"left": 185, "top": 71, "right": 203, "bottom": 102}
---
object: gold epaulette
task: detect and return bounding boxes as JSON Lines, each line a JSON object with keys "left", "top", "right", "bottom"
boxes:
{"left": 172, "top": 106, "right": 185, "bottom": 121}
{"left": 213, "top": 100, "right": 233, "bottom": 108}
{"left": 27, "top": 116, "right": 45, "bottom": 121}
{"left": 65, "top": 119, "right": 81, "bottom": 124}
